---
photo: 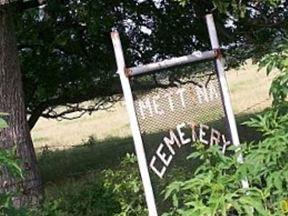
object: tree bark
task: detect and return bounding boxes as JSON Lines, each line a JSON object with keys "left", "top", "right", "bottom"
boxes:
{"left": 0, "top": 6, "right": 42, "bottom": 207}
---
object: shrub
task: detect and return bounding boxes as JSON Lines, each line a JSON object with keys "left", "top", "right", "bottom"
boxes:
{"left": 62, "top": 180, "right": 120, "bottom": 215}
{"left": 28, "top": 199, "right": 67, "bottom": 216}
{"left": 32, "top": 153, "right": 145, "bottom": 215}
{"left": 102, "top": 153, "right": 148, "bottom": 216}
{"left": 35, "top": 174, "right": 121, "bottom": 216}
{"left": 163, "top": 116, "right": 288, "bottom": 215}
{"left": 0, "top": 115, "right": 27, "bottom": 215}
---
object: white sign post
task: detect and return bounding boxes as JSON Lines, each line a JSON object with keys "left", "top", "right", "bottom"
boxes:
{"left": 111, "top": 31, "right": 158, "bottom": 216}
{"left": 206, "top": 14, "right": 249, "bottom": 189}
{"left": 111, "top": 14, "right": 248, "bottom": 216}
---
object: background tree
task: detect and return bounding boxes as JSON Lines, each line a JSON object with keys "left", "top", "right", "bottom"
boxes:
{"left": 0, "top": 1, "right": 43, "bottom": 207}
{"left": 0, "top": 0, "right": 286, "bottom": 209}
{"left": 16, "top": 0, "right": 287, "bottom": 129}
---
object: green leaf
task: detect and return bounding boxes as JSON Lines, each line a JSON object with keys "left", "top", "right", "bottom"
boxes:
{"left": 0, "top": 118, "right": 8, "bottom": 129}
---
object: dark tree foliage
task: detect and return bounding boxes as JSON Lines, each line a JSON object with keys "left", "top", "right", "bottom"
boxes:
{"left": 14, "top": 0, "right": 287, "bottom": 129}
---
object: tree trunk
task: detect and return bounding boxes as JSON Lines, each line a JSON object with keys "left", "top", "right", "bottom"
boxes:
{"left": 0, "top": 6, "right": 42, "bottom": 207}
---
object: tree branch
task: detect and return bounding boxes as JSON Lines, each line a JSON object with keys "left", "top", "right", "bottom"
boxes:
{"left": 17, "top": 0, "right": 46, "bottom": 11}
{"left": 27, "top": 104, "right": 46, "bottom": 130}
{"left": 27, "top": 72, "right": 213, "bottom": 130}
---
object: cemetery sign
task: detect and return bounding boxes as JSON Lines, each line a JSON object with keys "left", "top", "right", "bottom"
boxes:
{"left": 111, "top": 14, "right": 248, "bottom": 216}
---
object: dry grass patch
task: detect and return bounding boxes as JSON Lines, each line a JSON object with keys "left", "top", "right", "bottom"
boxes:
{"left": 227, "top": 60, "right": 274, "bottom": 114}
{"left": 31, "top": 61, "right": 275, "bottom": 149}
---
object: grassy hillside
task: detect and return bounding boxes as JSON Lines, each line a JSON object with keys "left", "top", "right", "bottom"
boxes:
{"left": 31, "top": 61, "right": 274, "bottom": 150}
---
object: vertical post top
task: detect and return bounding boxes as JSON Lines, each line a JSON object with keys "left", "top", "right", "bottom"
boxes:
{"left": 205, "top": 14, "right": 213, "bottom": 19}
{"left": 111, "top": 30, "right": 119, "bottom": 39}
{"left": 205, "top": 14, "right": 220, "bottom": 49}
{"left": 111, "top": 30, "right": 126, "bottom": 70}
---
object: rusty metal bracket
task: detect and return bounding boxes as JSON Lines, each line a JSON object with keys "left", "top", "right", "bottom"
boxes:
{"left": 213, "top": 48, "right": 222, "bottom": 59}
{"left": 124, "top": 67, "right": 133, "bottom": 77}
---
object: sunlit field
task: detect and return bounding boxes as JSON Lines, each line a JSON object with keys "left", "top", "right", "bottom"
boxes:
{"left": 31, "top": 61, "right": 274, "bottom": 150}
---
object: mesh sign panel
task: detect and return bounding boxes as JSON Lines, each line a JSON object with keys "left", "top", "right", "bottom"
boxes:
{"left": 111, "top": 16, "right": 245, "bottom": 215}
{"left": 134, "top": 75, "right": 224, "bottom": 134}
{"left": 131, "top": 64, "right": 231, "bottom": 212}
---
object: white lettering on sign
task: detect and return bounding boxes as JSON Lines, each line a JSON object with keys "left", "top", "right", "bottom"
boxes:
{"left": 137, "top": 83, "right": 219, "bottom": 119}
{"left": 177, "top": 123, "right": 191, "bottom": 145}
{"left": 156, "top": 143, "right": 173, "bottom": 166}
{"left": 176, "top": 88, "right": 187, "bottom": 108}
{"left": 163, "top": 130, "right": 181, "bottom": 149}
{"left": 199, "top": 124, "right": 209, "bottom": 145}
{"left": 164, "top": 92, "right": 175, "bottom": 111}
{"left": 188, "top": 122, "right": 198, "bottom": 142}
{"left": 152, "top": 94, "right": 165, "bottom": 115}
{"left": 210, "top": 128, "right": 221, "bottom": 146}
{"left": 149, "top": 122, "right": 230, "bottom": 179}
{"left": 221, "top": 135, "right": 231, "bottom": 153}
{"left": 149, "top": 156, "right": 166, "bottom": 178}
{"left": 139, "top": 98, "right": 154, "bottom": 119}
{"left": 196, "top": 83, "right": 219, "bottom": 104}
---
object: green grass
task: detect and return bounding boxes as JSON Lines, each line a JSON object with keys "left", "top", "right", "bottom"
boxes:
{"left": 38, "top": 111, "right": 263, "bottom": 182}
{"left": 36, "top": 110, "right": 264, "bottom": 215}
{"left": 38, "top": 136, "right": 134, "bottom": 184}
{"left": 39, "top": 112, "right": 259, "bottom": 185}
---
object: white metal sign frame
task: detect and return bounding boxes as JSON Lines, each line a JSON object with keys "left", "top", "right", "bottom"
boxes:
{"left": 111, "top": 14, "right": 248, "bottom": 216}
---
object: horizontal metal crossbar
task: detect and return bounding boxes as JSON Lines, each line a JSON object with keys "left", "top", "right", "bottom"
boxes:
{"left": 126, "top": 49, "right": 218, "bottom": 77}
